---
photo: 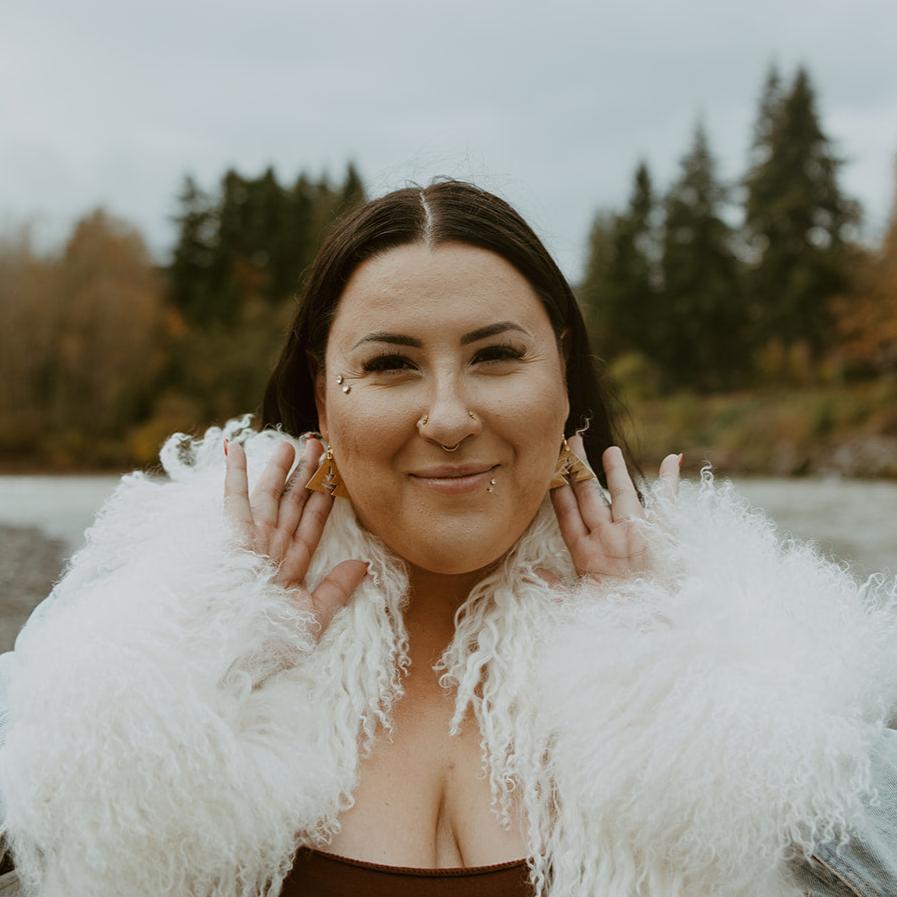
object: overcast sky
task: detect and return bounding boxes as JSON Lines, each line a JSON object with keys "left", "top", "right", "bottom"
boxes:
{"left": 3, "top": 0, "right": 896, "bottom": 282}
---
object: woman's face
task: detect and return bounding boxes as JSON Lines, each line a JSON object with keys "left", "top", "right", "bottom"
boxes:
{"left": 316, "top": 241, "right": 570, "bottom": 575}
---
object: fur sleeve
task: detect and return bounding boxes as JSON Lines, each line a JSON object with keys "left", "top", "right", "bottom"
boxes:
{"left": 534, "top": 469, "right": 897, "bottom": 897}
{"left": 0, "top": 418, "right": 336, "bottom": 897}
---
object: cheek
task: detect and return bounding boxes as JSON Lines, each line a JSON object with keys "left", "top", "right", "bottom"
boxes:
{"left": 324, "top": 372, "right": 568, "bottom": 574}
{"left": 326, "top": 386, "right": 412, "bottom": 523}
{"left": 328, "top": 388, "right": 409, "bottom": 475}
{"left": 496, "top": 373, "right": 568, "bottom": 511}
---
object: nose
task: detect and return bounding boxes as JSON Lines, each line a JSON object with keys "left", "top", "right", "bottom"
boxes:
{"left": 418, "top": 377, "right": 482, "bottom": 449}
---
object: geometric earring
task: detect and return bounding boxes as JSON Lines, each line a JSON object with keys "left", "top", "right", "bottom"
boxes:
{"left": 549, "top": 438, "right": 597, "bottom": 489}
{"left": 304, "top": 444, "right": 350, "bottom": 497}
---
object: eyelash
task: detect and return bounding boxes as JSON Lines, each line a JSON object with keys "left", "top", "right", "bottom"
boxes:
{"left": 361, "top": 344, "right": 525, "bottom": 373}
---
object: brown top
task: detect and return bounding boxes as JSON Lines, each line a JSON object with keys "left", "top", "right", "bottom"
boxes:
{"left": 284, "top": 847, "right": 536, "bottom": 896}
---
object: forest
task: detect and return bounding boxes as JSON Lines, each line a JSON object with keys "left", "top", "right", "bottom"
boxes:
{"left": 1, "top": 65, "right": 895, "bottom": 476}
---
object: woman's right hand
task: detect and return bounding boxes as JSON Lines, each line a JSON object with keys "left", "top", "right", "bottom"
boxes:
{"left": 223, "top": 436, "right": 368, "bottom": 641}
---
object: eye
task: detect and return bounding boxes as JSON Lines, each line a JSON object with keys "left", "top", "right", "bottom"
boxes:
{"left": 473, "top": 344, "right": 525, "bottom": 364}
{"left": 361, "top": 353, "right": 416, "bottom": 373}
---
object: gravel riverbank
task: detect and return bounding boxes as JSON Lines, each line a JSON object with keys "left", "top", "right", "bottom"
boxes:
{"left": 0, "top": 525, "right": 67, "bottom": 653}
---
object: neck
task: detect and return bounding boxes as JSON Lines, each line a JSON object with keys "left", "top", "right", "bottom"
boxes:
{"left": 403, "top": 564, "right": 492, "bottom": 651}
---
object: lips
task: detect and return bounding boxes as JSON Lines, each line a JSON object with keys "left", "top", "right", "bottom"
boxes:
{"left": 410, "top": 463, "right": 495, "bottom": 478}
{"left": 409, "top": 463, "right": 499, "bottom": 495}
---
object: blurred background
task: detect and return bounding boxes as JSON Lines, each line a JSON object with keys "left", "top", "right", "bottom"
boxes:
{"left": 2, "top": 0, "right": 896, "bottom": 649}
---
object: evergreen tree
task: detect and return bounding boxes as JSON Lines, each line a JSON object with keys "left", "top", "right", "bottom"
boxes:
{"left": 659, "top": 122, "right": 748, "bottom": 390}
{"left": 205, "top": 168, "right": 250, "bottom": 326}
{"left": 581, "top": 162, "right": 660, "bottom": 361}
{"left": 578, "top": 210, "right": 616, "bottom": 351}
{"left": 169, "top": 176, "right": 216, "bottom": 326}
{"left": 167, "top": 163, "right": 367, "bottom": 329}
{"left": 749, "top": 65, "right": 784, "bottom": 169}
{"left": 284, "top": 173, "right": 318, "bottom": 290}
{"left": 743, "top": 65, "right": 860, "bottom": 361}
{"left": 336, "top": 161, "right": 366, "bottom": 219}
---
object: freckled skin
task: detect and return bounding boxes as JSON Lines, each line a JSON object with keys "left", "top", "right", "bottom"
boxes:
{"left": 315, "top": 241, "right": 570, "bottom": 575}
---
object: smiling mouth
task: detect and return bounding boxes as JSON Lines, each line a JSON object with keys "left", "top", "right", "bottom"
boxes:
{"left": 409, "top": 465, "right": 499, "bottom": 495}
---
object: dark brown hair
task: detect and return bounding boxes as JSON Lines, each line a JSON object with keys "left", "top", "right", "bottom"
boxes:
{"left": 260, "top": 178, "right": 643, "bottom": 492}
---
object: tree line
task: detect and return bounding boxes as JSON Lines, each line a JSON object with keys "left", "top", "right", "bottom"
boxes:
{"left": 0, "top": 165, "right": 366, "bottom": 467}
{"left": 580, "top": 65, "right": 893, "bottom": 394}
{"left": 0, "top": 65, "right": 895, "bottom": 469}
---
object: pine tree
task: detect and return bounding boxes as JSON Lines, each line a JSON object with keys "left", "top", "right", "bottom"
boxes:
{"left": 659, "top": 122, "right": 748, "bottom": 390}
{"left": 578, "top": 210, "right": 616, "bottom": 351}
{"left": 582, "top": 162, "right": 660, "bottom": 361}
{"left": 743, "top": 65, "right": 860, "bottom": 362}
{"left": 204, "top": 168, "right": 250, "bottom": 326}
{"left": 336, "top": 161, "right": 366, "bottom": 219}
{"left": 169, "top": 176, "right": 216, "bottom": 326}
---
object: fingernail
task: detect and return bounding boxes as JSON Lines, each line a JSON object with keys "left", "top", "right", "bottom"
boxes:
{"left": 224, "top": 438, "right": 229, "bottom": 457}
{"left": 677, "top": 452, "right": 684, "bottom": 468}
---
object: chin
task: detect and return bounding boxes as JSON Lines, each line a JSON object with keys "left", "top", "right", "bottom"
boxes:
{"left": 387, "top": 528, "right": 516, "bottom": 577}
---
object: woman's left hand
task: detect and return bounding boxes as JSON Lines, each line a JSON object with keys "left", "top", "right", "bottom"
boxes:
{"left": 550, "top": 435, "right": 681, "bottom": 583}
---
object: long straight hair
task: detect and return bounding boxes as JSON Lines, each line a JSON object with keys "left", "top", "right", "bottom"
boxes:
{"left": 260, "top": 178, "right": 644, "bottom": 493}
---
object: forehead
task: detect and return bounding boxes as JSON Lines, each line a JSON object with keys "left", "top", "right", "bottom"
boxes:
{"left": 329, "top": 242, "right": 553, "bottom": 341}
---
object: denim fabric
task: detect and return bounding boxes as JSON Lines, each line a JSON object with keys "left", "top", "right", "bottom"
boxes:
{"left": 826, "top": 724, "right": 897, "bottom": 896}
{"left": 0, "top": 870, "right": 18, "bottom": 896}
{"left": 790, "top": 726, "right": 897, "bottom": 897}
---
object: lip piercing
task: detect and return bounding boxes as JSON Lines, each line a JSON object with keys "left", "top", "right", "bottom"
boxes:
{"left": 487, "top": 476, "right": 496, "bottom": 493}
{"left": 336, "top": 374, "right": 351, "bottom": 394}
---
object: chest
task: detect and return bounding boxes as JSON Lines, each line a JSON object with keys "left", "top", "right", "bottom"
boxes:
{"left": 322, "top": 679, "right": 528, "bottom": 868}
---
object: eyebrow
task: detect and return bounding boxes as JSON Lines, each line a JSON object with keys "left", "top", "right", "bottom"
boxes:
{"left": 351, "top": 321, "right": 530, "bottom": 350}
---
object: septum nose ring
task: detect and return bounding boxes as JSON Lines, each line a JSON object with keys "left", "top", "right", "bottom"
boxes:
{"left": 417, "top": 411, "right": 477, "bottom": 453}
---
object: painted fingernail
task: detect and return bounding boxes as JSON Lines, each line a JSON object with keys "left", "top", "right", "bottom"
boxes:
{"left": 677, "top": 452, "right": 684, "bottom": 468}
{"left": 224, "top": 438, "right": 229, "bottom": 457}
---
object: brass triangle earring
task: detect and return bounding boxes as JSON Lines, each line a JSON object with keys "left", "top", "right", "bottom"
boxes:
{"left": 550, "top": 438, "right": 597, "bottom": 489}
{"left": 305, "top": 444, "right": 350, "bottom": 497}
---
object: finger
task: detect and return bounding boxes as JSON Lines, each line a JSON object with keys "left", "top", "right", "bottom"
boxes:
{"left": 602, "top": 445, "right": 643, "bottom": 522}
{"left": 550, "top": 481, "right": 589, "bottom": 545}
{"left": 276, "top": 438, "right": 324, "bottom": 537}
{"left": 279, "top": 490, "right": 334, "bottom": 586}
{"left": 249, "top": 441, "right": 295, "bottom": 530}
{"left": 567, "top": 434, "right": 612, "bottom": 529}
{"left": 657, "top": 452, "right": 681, "bottom": 502}
{"left": 310, "top": 559, "right": 369, "bottom": 635}
{"left": 223, "top": 441, "right": 254, "bottom": 543}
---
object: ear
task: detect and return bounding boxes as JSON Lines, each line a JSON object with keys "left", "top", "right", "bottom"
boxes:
{"left": 308, "top": 352, "right": 329, "bottom": 440}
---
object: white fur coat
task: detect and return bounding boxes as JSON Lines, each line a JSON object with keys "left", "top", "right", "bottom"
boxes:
{"left": 1, "top": 416, "right": 896, "bottom": 897}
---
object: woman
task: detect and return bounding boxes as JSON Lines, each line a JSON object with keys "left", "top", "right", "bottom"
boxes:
{"left": 1, "top": 179, "right": 896, "bottom": 897}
